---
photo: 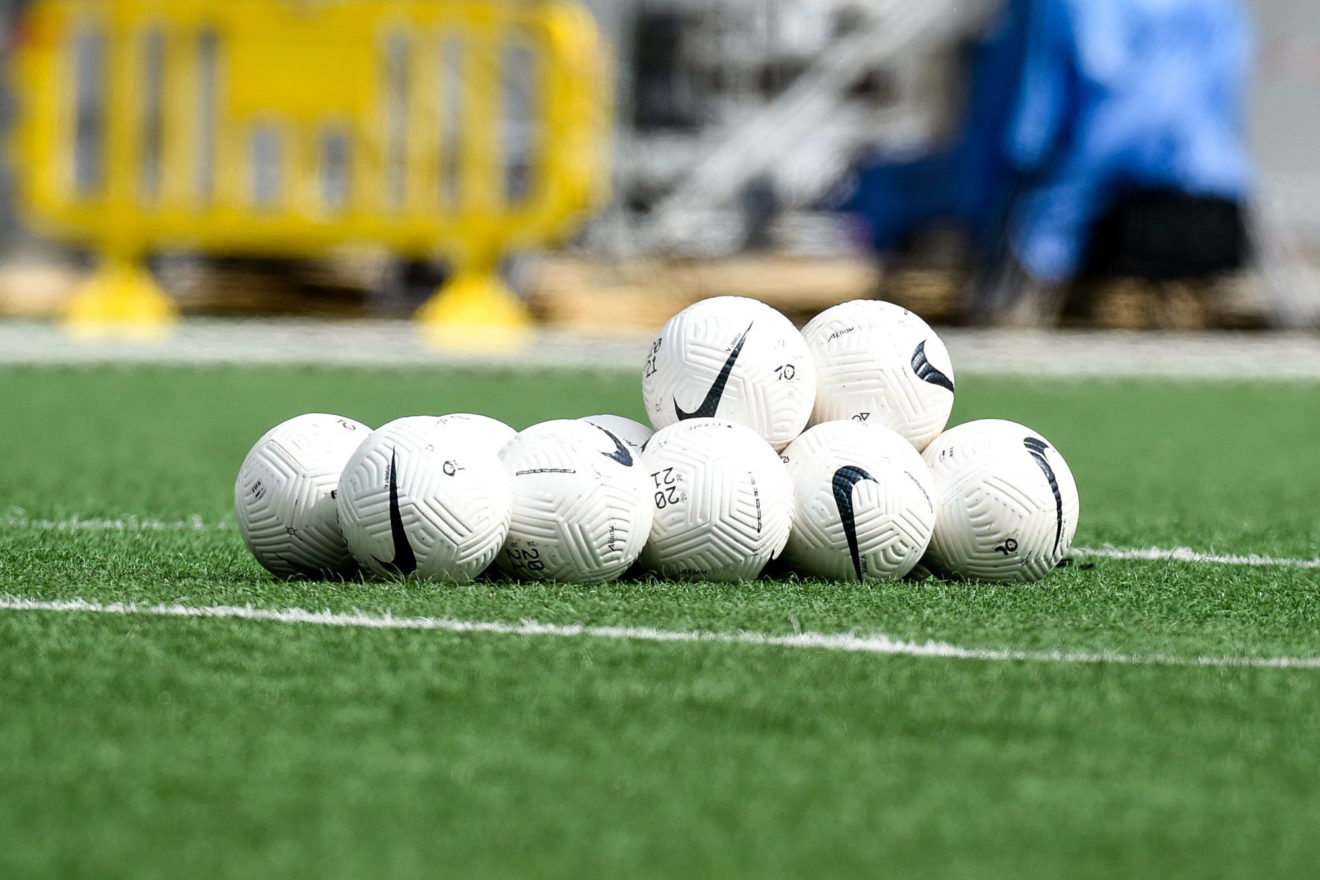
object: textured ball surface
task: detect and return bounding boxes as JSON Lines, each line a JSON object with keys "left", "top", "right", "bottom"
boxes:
{"left": 781, "top": 420, "right": 936, "bottom": 581}
{"left": 234, "top": 413, "right": 369, "bottom": 577}
{"left": 639, "top": 418, "right": 793, "bottom": 581}
{"left": 337, "top": 416, "right": 512, "bottom": 582}
{"left": 921, "top": 419, "right": 1080, "bottom": 583}
{"left": 578, "top": 414, "right": 654, "bottom": 452}
{"left": 802, "top": 299, "right": 955, "bottom": 451}
{"left": 433, "top": 413, "right": 516, "bottom": 450}
{"left": 642, "top": 296, "right": 816, "bottom": 451}
{"left": 496, "top": 420, "right": 653, "bottom": 582}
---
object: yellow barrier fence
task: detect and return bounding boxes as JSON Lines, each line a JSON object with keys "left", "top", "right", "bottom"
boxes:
{"left": 10, "top": 0, "right": 610, "bottom": 344}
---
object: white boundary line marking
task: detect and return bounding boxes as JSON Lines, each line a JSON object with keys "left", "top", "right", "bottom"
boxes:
{"left": 5, "top": 512, "right": 1317, "bottom": 571}
{"left": 1, "top": 513, "right": 231, "bottom": 532}
{"left": 2, "top": 595, "right": 1318, "bottom": 669}
{"left": 1074, "top": 545, "right": 1320, "bottom": 570}
{"left": 4, "top": 321, "right": 1320, "bottom": 379}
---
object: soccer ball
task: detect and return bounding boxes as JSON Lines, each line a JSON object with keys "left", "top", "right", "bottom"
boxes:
{"left": 337, "top": 416, "right": 512, "bottom": 581}
{"left": 642, "top": 296, "right": 816, "bottom": 451}
{"left": 578, "top": 414, "right": 653, "bottom": 452}
{"left": 434, "top": 412, "right": 516, "bottom": 450}
{"left": 639, "top": 418, "right": 793, "bottom": 581}
{"left": 921, "top": 419, "right": 1080, "bottom": 583}
{"left": 780, "top": 420, "right": 937, "bottom": 581}
{"left": 802, "top": 299, "right": 955, "bottom": 451}
{"left": 234, "top": 413, "right": 369, "bottom": 577}
{"left": 496, "top": 419, "right": 653, "bottom": 581}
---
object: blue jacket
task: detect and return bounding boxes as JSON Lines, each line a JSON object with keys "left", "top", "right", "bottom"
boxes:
{"left": 1007, "top": 0, "right": 1254, "bottom": 281}
{"left": 844, "top": 0, "right": 1254, "bottom": 282}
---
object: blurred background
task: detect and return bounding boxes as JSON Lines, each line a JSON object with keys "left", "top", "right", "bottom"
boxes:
{"left": 0, "top": 0, "right": 1317, "bottom": 338}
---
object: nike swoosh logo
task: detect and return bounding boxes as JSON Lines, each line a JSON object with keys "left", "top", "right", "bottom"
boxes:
{"left": 595, "top": 426, "right": 634, "bottom": 467}
{"left": 911, "top": 340, "right": 954, "bottom": 393}
{"left": 1023, "top": 437, "right": 1064, "bottom": 553}
{"left": 372, "top": 448, "right": 417, "bottom": 575}
{"left": 833, "top": 465, "right": 877, "bottom": 580}
{"left": 674, "top": 321, "right": 754, "bottom": 420}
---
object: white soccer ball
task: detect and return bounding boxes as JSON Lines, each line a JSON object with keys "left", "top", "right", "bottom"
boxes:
{"left": 639, "top": 418, "right": 793, "bottom": 581}
{"left": 781, "top": 420, "right": 937, "bottom": 581}
{"left": 642, "top": 296, "right": 816, "bottom": 451}
{"left": 337, "top": 416, "right": 512, "bottom": 581}
{"left": 578, "top": 414, "right": 654, "bottom": 452}
{"left": 802, "top": 299, "right": 955, "bottom": 451}
{"left": 496, "top": 419, "right": 653, "bottom": 582}
{"left": 234, "top": 413, "right": 369, "bottom": 578}
{"left": 921, "top": 419, "right": 1080, "bottom": 583}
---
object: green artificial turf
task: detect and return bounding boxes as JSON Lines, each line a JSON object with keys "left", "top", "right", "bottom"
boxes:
{"left": 1, "top": 364, "right": 1318, "bottom": 879}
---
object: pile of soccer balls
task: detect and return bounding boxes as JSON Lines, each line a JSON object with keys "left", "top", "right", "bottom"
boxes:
{"left": 235, "top": 297, "right": 1079, "bottom": 585}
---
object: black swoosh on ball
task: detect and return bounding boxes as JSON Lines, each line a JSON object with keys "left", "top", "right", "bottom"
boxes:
{"left": 595, "top": 427, "right": 634, "bottom": 467}
{"left": 372, "top": 449, "right": 417, "bottom": 575}
{"left": 833, "top": 465, "right": 877, "bottom": 580}
{"left": 1023, "top": 437, "right": 1064, "bottom": 554}
{"left": 911, "top": 340, "right": 955, "bottom": 393}
{"left": 674, "top": 321, "right": 754, "bottom": 420}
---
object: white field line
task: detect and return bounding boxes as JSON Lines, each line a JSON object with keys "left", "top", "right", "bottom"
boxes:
{"left": 4, "top": 321, "right": 1320, "bottom": 379}
{"left": 7, "top": 512, "right": 1318, "bottom": 571}
{"left": 2, "top": 595, "right": 1319, "bottom": 669}
{"left": 1, "top": 512, "right": 231, "bottom": 532}
{"left": 1074, "top": 545, "right": 1320, "bottom": 569}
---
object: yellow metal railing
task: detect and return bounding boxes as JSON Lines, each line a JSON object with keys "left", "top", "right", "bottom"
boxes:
{"left": 10, "top": 0, "right": 610, "bottom": 343}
